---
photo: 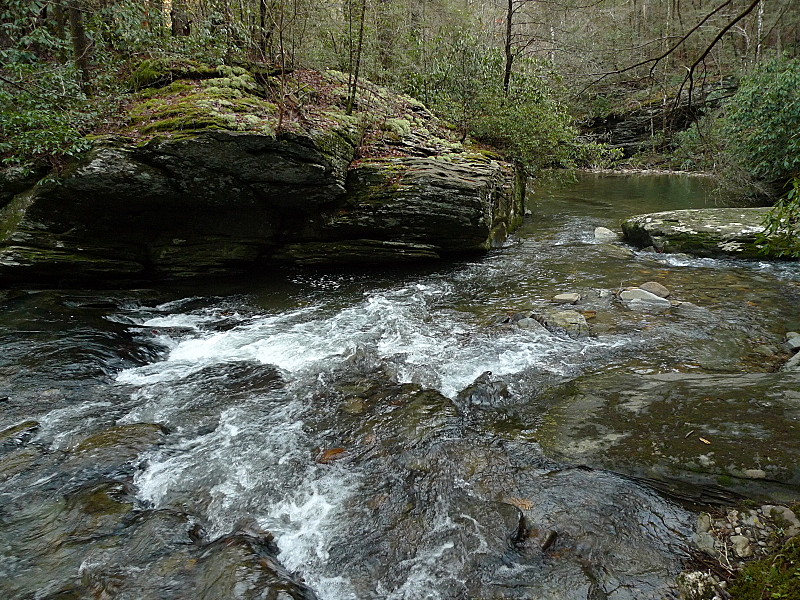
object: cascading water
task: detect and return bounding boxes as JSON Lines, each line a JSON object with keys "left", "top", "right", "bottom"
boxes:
{"left": 2, "top": 174, "right": 799, "bottom": 599}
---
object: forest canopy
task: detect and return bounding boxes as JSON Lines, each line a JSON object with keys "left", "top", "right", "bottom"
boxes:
{"left": 1, "top": 0, "right": 799, "bottom": 202}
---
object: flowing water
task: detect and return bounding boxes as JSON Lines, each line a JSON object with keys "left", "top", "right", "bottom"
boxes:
{"left": 2, "top": 173, "right": 799, "bottom": 599}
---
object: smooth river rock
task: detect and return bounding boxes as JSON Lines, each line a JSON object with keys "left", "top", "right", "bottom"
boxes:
{"left": 594, "top": 226, "right": 620, "bottom": 242}
{"left": 619, "top": 288, "right": 671, "bottom": 312}
{"left": 553, "top": 293, "right": 581, "bottom": 304}
{"left": 639, "top": 281, "right": 670, "bottom": 298}
{"left": 621, "top": 207, "right": 778, "bottom": 258}
{"left": 537, "top": 370, "right": 800, "bottom": 504}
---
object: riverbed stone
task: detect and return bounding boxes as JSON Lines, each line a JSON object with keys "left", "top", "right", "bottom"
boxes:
{"left": 619, "top": 288, "right": 672, "bottom": 311}
{"left": 599, "top": 243, "right": 635, "bottom": 259}
{"left": 639, "top": 281, "right": 671, "bottom": 298}
{"left": 671, "top": 301, "right": 712, "bottom": 318}
{"left": 516, "top": 317, "right": 549, "bottom": 333}
{"left": 537, "top": 370, "right": 800, "bottom": 504}
{"left": 730, "top": 535, "right": 754, "bottom": 558}
{"left": 594, "top": 226, "right": 620, "bottom": 242}
{"left": 531, "top": 309, "right": 589, "bottom": 337}
{"left": 65, "top": 423, "right": 168, "bottom": 472}
{"left": 619, "top": 288, "right": 668, "bottom": 303}
{"left": 677, "top": 570, "right": 718, "bottom": 600}
{"left": 786, "top": 332, "right": 800, "bottom": 352}
{"left": 553, "top": 292, "right": 581, "bottom": 304}
{"left": 782, "top": 352, "right": 800, "bottom": 372}
{"left": 766, "top": 506, "right": 800, "bottom": 536}
{"left": 621, "top": 207, "right": 784, "bottom": 259}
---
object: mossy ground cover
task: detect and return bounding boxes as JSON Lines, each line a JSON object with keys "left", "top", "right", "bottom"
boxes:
{"left": 125, "top": 68, "right": 280, "bottom": 137}
{"left": 117, "top": 59, "right": 468, "bottom": 172}
{"left": 729, "top": 536, "right": 800, "bottom": 599}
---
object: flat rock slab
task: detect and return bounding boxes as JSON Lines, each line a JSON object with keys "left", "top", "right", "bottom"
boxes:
{"left": 553, "top": 292, "right": 581, "bottom": 304}
{"left": 622, "top": 207, "right": 777, "bottom": 258}
{"left": 537, "top": 371, "right": 800, "bottom": 504}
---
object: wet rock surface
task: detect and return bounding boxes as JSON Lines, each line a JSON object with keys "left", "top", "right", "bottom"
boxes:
{"left": 3, "top": 174, "right": 800, "bottom": 600}
{"left": 281, "top": 363, "right": 693, "bottom": 599}
{"left": 621, "top": 207, "right": 779, "bottom": 259}
{"left": 537, "top": 370, "right": 800, "bottom": 504}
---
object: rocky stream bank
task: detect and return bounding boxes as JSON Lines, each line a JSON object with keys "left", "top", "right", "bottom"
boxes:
{"left": 0, "top": 65, "right": 523, "bottom": 285}
{"left": 492, "top": 217, "right": 800, "bottom": 599}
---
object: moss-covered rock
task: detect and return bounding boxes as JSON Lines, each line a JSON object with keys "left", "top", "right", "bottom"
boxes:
{"left": 0, "top": 65, "right": 525, "bottom": 283}
{"left": 729, "top": 536, "right": 800, "bottom": 599}
{"left": 537, "top": 370, "right": 800, "bottom": 504}
{"left": 127, "top": 58, "right": 223, "bottom": 91}
{"left": 621, "top": 207, "right": 792, "bottom": 259}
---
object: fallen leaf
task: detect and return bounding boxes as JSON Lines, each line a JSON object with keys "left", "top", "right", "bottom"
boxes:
{"left": 317, "top": 448, "right": 346, "bottom": 463}
{"left": 505, "top": 496, "right": 534, "bottom": 511}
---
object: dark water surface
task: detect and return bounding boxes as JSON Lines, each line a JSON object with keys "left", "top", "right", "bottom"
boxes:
{"left": 2, "top": 173, "right": 799, "bottom": 599}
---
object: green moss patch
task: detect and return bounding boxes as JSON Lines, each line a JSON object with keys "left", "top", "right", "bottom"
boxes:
{"left": 127, "top": 58, "right": 222, "bottom": 91}
{"left": 127, "top": 79, "right": 278, "bottom": 137}
{"left": 729, "top": 536, "right": 800, "bottom": 599}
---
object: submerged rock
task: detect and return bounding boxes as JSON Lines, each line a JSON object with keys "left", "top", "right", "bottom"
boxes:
{"left": 621, "top": 207, "right": 781, "bottom": 259}
{"left": 537, "top": 370, "right": 800, "bottom": 504}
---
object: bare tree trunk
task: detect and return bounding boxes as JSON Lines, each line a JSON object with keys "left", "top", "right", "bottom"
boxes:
{"left": 171, "top": 0, "right": 191, "bottom": 36}
{"left": 346, "top": 0, "right": 367, "bottom": 115}
{"left": 67, "top": 1, "right": 91, "bottom": 95}
{"left": 756, "top": 0, "right": 764, "bottom": 64}
{"left": 277, "top": 5, "right": 287, "bottom": 131}
{"left": 503, "top": 0, "right": 514, "bottom": 95}
{"left": 52, "top": 1, "right": 67, "bottom": 40}
{"left": 260, "top": 0, "right": 280, "bottom": 59}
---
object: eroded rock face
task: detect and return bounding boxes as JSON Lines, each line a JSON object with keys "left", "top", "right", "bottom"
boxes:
{"left": 0, "top": 130, "right": 358, "bottom": 282}
{"left": 0, "top": 133, "right": 524, "bottom": 283}
{"left": 621, "top": 207, "right": 777, "bottom": 258}
{"left": 284, "top": 154, "right": 525, "bottom": 265}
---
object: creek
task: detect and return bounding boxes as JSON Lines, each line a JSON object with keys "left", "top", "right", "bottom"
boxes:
{"left": 1, "top": 173, "right": 799, "bottom": 599}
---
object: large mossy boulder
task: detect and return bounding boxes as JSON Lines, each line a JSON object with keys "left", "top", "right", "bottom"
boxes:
{"left": 0, "top": 66, "right": 525, "bottom": 284}
{"left": 621, "top": 207, "right": 778, "bottom": 258}
{"left": 537, "top": 370, "right": 800, "bottom": 504}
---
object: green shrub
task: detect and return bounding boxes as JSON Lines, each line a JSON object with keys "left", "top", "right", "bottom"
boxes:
{"left": 402, "top": 35, "right": 586, "bottom": 172}
{"left": 723, "top": 56, "right": 800, "bottom": 189}
{"left": 0, "top": 66, "right": 94, "bottom": 169}
{"left": 759, "top": 178, "right": 800, "bottom": 258}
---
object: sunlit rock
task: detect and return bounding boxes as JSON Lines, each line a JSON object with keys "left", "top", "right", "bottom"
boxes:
{"left": 622, "top": 207, "right": 779, "bottom": 258}
{"left": 593, "top": 226, "right": 619, "bottom": 242}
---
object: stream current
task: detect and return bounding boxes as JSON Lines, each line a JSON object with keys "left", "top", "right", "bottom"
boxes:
{"left": 2, "top": 174, "right": 799, "bottom": 599}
